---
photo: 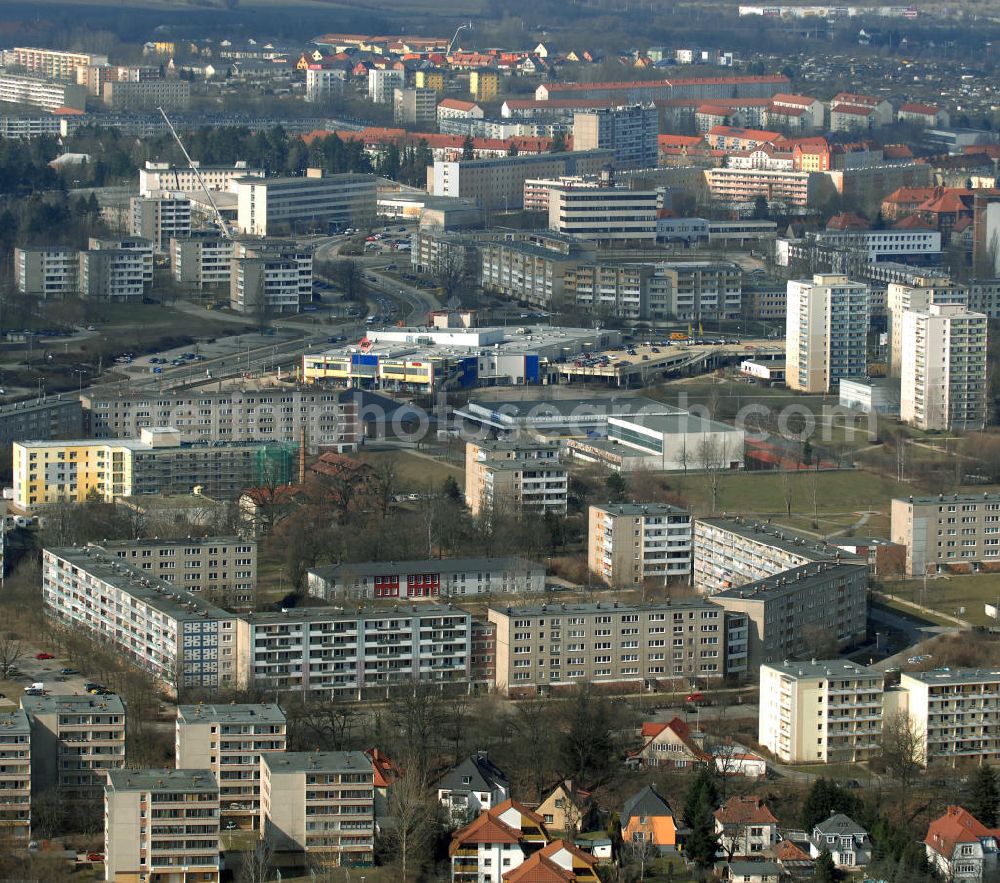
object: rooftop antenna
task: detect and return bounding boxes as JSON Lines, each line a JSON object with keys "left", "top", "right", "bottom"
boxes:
{"left": 156, "top": 106, "right": 233, "bottom": 240}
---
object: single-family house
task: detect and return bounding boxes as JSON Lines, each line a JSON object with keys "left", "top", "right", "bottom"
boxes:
{"left": 438, "top": 751, "right": 510, "bottom": 826}
{"left": 449, "top": 800, "right": 549, "bottom": 883}
{"left": 714, "top": 796, "right": 779, "bottom": 858}
{"left": 725, "top": 860, "right": 782, "bottom": 883}
{"left": 628, "top": 717, "right": 711, "bottom": 769}
{"left": 924, "top": 805, "right": 1000, "bottom": 883}
{"left": 622, "top": 784, "right": 678, "bottom": 854}
{"left": 534, "top": 780, "right": 593, "bottom": 834}
{"left": 808, "top": 813, "right": 872, "bottom": 869}
{"left": 502, "top": 839, "right": 600, "bottom": 882}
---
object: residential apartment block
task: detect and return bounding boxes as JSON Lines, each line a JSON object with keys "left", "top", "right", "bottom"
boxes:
{"left": 139, "top": 160, "right": 263, "bottom": 196}
{"left": 0, "top": 73, "right": 87, "bottom": 111}
{"left": 248, "top": 605, "right": 472, "bottom": 698}
{"left": 786, "top": 273, "right": 869, "bottom": 392}
{"left": 261, "top": 751, "right": 374, "bottom": 865}
{"left": 367, "top": 67, "right": 403, "bottom": 103}
{"left": 14, "top": 246, "right": 80, "bottom": 298}
{"left": 0, "top": 396, "right": 83, "bottom": 447}
{"left": 572, "top": 104, "right": 659, "bottom": 169}
{"left": 104, "top": 768, "right": 221, "bottom": 883}
{"left": 79, "top": 236, "right": 154, "bottom": 302}
{"left": 886, "top": 278, "right": 964, "bottom": 376}
{"left": 82, "top": 386, "right": 360, "bottom": 453}
{"left": 176, "top": 704, "right": 287, "bottom": 830}
{"left": 13, "top": 427, "right": 288, "bottom": 509}
{"left": 170, "top": 233, "right": 236, "bottom": 289}
{"left": 306, "top": 67, "right": 345, "bottom": 103}
{"left": 234, "top": 170, "right": 377, "bottom": 237}
{"left": 887, "top": 669, "right": 1000, "bottom": 766}
{"left": 488, "top": 599, "right": 749, "bottom": 696}
{"left": 2, "top": 46, "right": 107, "bottom": 80}
{"left": 588, "top": 503, "right": 693, "bottom": 588}
{"left": 705, "top": 166, "right": 817, "bottom": 207}
{"left": 307, "top": 557, "right": 546, "bottom": 601}
{"left": 230, "top": 239, "right": 313, "bottom": 314}
{"left": 103, "top": 78, "right": 190, "bottom": 110}
{"left": 693, "top": 516, "right": 854, "bottom": 593}
{"left": 465, "top": 439, "right": 568, "bottom": 517}
{"left": 100, "top": 537, "right": 256, "bottom": 609}
{"left": 712, "top": 562, "right": 869, "bottom": 669}
{"left": 891, "top": 492, "right": 1000, "bottom": 576}
{"left": 900, "top": 303, "right": 988, "bottom": 432}
{"left": 42, "top": 546, "right": 248, "bottom": 691}
{"left": 20, "top": 693, "right": 126, "bottom": 800}
{"left": 759, "top": 660, "right": 883, "bottom": 763}
{"left": 393, "top": 86, "right": 437, "bottom": 125}
{"left": 130, "top": 192, "right": 192, "bottom": 253}
{"left": 0, "top": 710, "right": 31, "bottom": 843}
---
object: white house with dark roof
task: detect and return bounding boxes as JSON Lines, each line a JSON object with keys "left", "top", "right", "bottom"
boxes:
{"left": 808, "top": 813, "right": 872, "bottom": 868}
{"left": 436, "top": 750, "right": 510, "bottom": 825}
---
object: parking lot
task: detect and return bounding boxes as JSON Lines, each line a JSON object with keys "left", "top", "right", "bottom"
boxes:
{"left": 0, "top": 646, "right": 113, "bottom": 710}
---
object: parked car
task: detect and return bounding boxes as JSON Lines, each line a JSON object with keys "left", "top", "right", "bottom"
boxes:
{"left": 60, "top": 668, "right": 77, "bottom": 675}
{"left": 35, "top": 653, "right": 54, "bottom": 660}
{"left": 86, "top": 852, "right": 104, "bottom": 862}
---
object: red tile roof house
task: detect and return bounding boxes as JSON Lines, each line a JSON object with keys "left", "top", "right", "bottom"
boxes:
{"left": 714, "top": 796, "right": 780, "bottom": 858}
{"left": 627, "top": 717, "right": 710, "bottom": 769}
{"left": 925, "top": 805, "right": 1000, "bottom": 882}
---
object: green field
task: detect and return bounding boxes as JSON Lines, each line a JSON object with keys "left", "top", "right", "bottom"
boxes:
{"left": 885, "top": 574, "right": 1000, "bottom": 626}
{"left": 358, "top": 449, "right": 464, "bottom": 491}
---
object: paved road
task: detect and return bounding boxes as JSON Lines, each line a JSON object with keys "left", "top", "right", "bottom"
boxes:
{"left": 868, "top": 603, "right": 959, "bottom": 672}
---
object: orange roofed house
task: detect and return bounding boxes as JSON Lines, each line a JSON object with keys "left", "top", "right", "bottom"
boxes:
{"left": 924, "top": 806, "right": 1000, "bottom": 882}
{"left": 450, "top": 800, "right": 550, "bottom": 883}
{"left": 714, "top": 796, "right": 780, "bottom": 858}
{"left": 503, "top": 840, "right": 600, "bottom": 882}
{"left": 628, "top": 718, "right": 711, "bottom": 769}
{"left": 622, "top": 784, "right": 679, "bottom": 854}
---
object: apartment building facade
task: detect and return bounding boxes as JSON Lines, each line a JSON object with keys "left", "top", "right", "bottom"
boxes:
{"left": 100, "top": 537, "right": 256, "bottom": 609}
{"left": 171, "top": 233, "right": 236, "bottom": 289}
{"left": 42, "top": 546, "right": 248, "bottom": 691}
{"left": 0, "top": 73, "right": 88, "bottom": 111}
{"left": 307, "top": 557, "right": 546, "bottom": 601}
{"left": 139, "top": 160, "right": 263, "bottom": 196}
{"left": 693, "top": 516, "right": 854, "bottom": 593}
{"left": 0, "top": 710, "right": 31, "bottom": 843}
{"left": 572, "top": 104, "right": 659, "bottom": 169}
{"left": 234, "top": 170, "right": 377, "bottom": 236}
{"left": 261, "top": 751, "right": 374, "bottom": 866}
{"left": 3, "top": 46, "right": 107, "bottom": 80}
{"left": 0, "top": 396, "right": 83, "bottom": 447}
{"left": 230, "top": 240, "right": 314, "bottom": 314}
{"left": 705, "top": 166, "right": 817, "bottom": 207}
{"left": 176, "top": 704, "right": 287, "bottom": 829}
{"left": 886, "top": 278, "right": 964, "bottom": 376}
{"left": 82, "top": 386, "right": 360, "bottom": 453}
{"left": 712, "top": 562, "right": 869, "bottom": 669}
{"left": 14, "top": 246, "right": 80, "bottom": 298}
{"left": 888, "top": 669, "right": 1000, "bottom": 766}
{"left": 759, "top": 660, "right": 883, "bottom": 763}
{"left": 465, "top": 439, "right": 568, "bottom": 517}
{"left": 103, "top": 78, "right": 190, "bottom": 110}
{"left": 890, "top": 492, "right": 1000, "bottom": 576}
{"left": 130, "top": 192, "right": 192, "bottom": 253}
{"left": 306, "top": 67, "right": 345, "bottom": 103}
{"left": 104, "top": 768, "right": 221, "bottom": 883}
{"left": 248, "top": 605, "right": 472, "bottom": 698}
{"left": 79, "top": 236, "right": 154, "bottom": 302}
{"left": 20, "top": 693, "right": 126, "bottom": 800}
{"left": 489, "top": 600, "right": 749, "bottom": 696}
{"left": 786, "top": 273, "right": 869, "bottom": 393}
{"left": 547, "top": 182, "right": 658, "bottom": 245}
{"left": 900, "top": 303, "right": 988, "bottom": 431}
{"left": 13, "top": 427, "right": 282, "bottom": 509}
{"left": 588, "top": 503, "right": 693, "bottom": 588}
{"left": 393, "top": 86, "right": 437, "bottom": 125}
{"left": 650, "top": 261, "right": 742, "bottom": 322}
{"left": 367, "top": 67, "right": 404, "bottom": 103}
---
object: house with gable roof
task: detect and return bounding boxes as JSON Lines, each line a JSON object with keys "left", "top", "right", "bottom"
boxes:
{"left": 622, "top": 784, "right": 679, "bottom": 853}
{"left": 808, "top": 813, "right": 872, "bottom": 869}
{"left": 714, "top": 795, "right": 779, "bottom": 858}
{"left": 924, "top": 805, "right": 1000, "bottom": 882}
{"left": 503, "top": 839, "right": 600, "bottom": 882}
{"left": 628, "top": 717, "right": 711, "bottom": 769}
{"left": 438, "top": 750, "right": 511, "bottom": 825}
{"left": 449, "top": 800, "right": 549, "bottom": 883}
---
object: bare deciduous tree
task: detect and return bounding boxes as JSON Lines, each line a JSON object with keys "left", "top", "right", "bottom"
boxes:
{"left": 236, "top": 836, "right": 275, "bottom": 883}
{"left": 881, "top": 710, "right": 924, "bottom": 786}
{"left": 382, "top": 759, "right": 439, "bottom": 882}
{"left": 0, "top": 635, "right": 24, "bottom": 678}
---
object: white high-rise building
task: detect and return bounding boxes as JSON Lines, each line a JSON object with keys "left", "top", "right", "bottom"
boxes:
{"left": 785, "top": 273, "right": 869, "bottom": 393}
{"left": 886, "top": 278, "right": 965, "bottom": 377}
{"left": 367, "top": 68, "right": 404, "bottom": 104}
{"left": 900, "top": 303, "right": 988, "bottom": 431}
{"left": 305, "top": 67, "right": 345, "bottom": 103}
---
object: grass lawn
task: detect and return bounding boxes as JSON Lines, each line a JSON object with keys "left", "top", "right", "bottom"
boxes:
{"left": 783, "top": 762, "right": 873, "bottom": 780}
{"left": 677, "top": 469, "right": 910, "bottom": 522}
{"left": 870, "top": 598, "right": 956, "bottom": 629}
{"left": 358, "top": 449, "right": 464, "bottom": 491}
{"left": 883, "top": 574, "right": 1000, "bottom": 626}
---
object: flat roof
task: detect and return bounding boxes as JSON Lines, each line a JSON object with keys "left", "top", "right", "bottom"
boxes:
{"left": 310, "top": 556, "right": 542, "bottom": 580}
{"left": 897, "top": 492, "right": 1000, "bottom": 505}
{"left": 21, "top": 693, "right": 125, "bottom": 715}
{"left": 713, "top": 561, "right": 866, "bottom": 602}
{"left": 0, "top": 709, "right": 30, "bottom": 736}
{"left": 763, "top": 659, "right": 879, "bottom": 680}
{"left": 592, "top": 502, "right": 689, "bottom": 516}
{"left": 47, "top": 546, "right": 236, "bottom": 623}
{"left": 902, "top": 668, "right": 1000, "bottom": 686}
{"left": 233, "top": 172, "right": 374, "bottom": 186}
{"left": 0, "top": 395, "right": 80, "bottom": 417}
{"left": 107, "top": 768, "right": 218, "bottom": 792}
{"left": 248, "top": 603, "right": 470, "bottom": 624}
{"left": 464, "top": 396, "right": 684, "bottom": 420}
{"left": 263, "top": 750, "right": 371, "bottom": 774}
{"left": 696, "top": 517, "right": 861, "bottom": 564}
{"left": 489, "top": 598, "right": 719, "bottom": 616}
{"left": 177, "top": 703, "right": 286, "bottom": 725}
{"left": 611, "top": 412, "right": 743, "bottom": 436}
{"left": 98, "top": 537, "right": 249, "bottom": 549}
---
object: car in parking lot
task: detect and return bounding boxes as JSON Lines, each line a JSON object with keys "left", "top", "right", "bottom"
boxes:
{"left": 35, "top": 652, "right": 54, "bottom": 660}
{"left": 60, "top": 668, "right": 78, "bottom": 675}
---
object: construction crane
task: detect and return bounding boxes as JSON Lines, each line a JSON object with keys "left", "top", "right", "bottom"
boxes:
{"left": 447, "top": 22, "right": 472, "bottom": 55}
{"left": 157, "top": 106, "right": 233, "bottom": 239}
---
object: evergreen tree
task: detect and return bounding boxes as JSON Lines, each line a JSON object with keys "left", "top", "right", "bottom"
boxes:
{"left": 550, "top": 131, "right": 567, "bottom": 153}
{"left": 461, "top": 135, "right": 475, "bottom": 160}
{"left": 969, "top": 765, "right": 1000, "bottom": 827}
{"left": 682, "top": 766, "right": 719, "bottom": 868}
{"left": 813, "top": 848, "right": 837, "bottom": 883}
{"left": 801, "top": 779, "right": 861, "bottom": 830}
{"left": 559, "top": 683, "right": 612, "bottom": 782}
